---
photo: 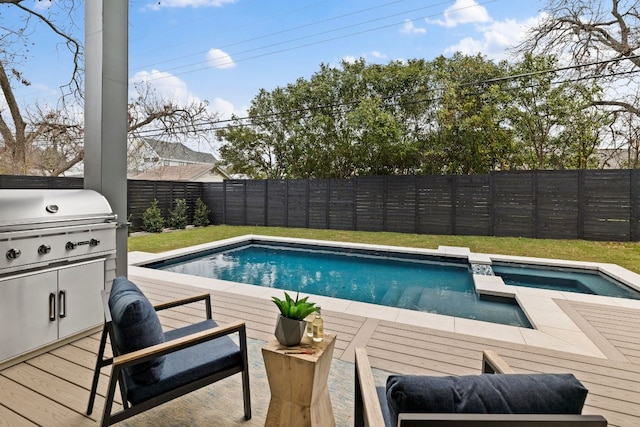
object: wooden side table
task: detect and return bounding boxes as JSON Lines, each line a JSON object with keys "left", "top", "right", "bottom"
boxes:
{"left": 262, "top": 333, "right": 336, "bottom": 427}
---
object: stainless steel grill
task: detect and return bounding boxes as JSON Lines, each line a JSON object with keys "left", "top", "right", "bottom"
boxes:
{"left": 0, "top": 189, "right": 117, "bottom": 275}
{"left": 0, "top": 189, "right": 118, "bottom": 364}
{"left": 0, "top": 189, "right": 116, "bottom": 232}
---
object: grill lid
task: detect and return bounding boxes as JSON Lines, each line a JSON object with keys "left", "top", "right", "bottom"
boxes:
{"left": 0, "top": 189, "right": 117, "bottom": 231}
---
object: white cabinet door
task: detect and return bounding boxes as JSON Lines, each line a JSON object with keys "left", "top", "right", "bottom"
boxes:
{"left": 58, "top": 260, "right": 105, "bottom": 339}
{"left": 0, "top": 271, "right": 58, "bottom": 362}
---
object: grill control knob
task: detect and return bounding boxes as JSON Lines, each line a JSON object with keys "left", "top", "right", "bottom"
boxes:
{"left": 38, "top": 244, "right": 52, "bottom": 255}
{"left": 6, "top": 248, "right": 21, "bottom": 260}
{"left": 65, "top": 241, "right": 77, "bottom": 251}
{"left": 90, "top": 238, "right": 100, "bottom": 247}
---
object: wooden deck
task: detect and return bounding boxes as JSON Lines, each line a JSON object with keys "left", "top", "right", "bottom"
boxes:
{"left": 1, "top": 274, "right": 639, "bottom": 426}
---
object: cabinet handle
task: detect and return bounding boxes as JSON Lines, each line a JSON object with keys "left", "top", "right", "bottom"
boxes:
{"left": 59, "top": 290, "right": 67, "bottom": 318}
{"left": 49, "top": 293, "right": 56, "bottom": 321}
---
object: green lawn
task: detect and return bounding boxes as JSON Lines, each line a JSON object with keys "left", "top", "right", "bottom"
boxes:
{"left": 128, "top": 225, "right": 640, "bottom": 274}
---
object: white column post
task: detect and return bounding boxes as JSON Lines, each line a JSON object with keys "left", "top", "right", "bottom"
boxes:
{"left": 84, "top": 0, "right": 129, "bottom": 276}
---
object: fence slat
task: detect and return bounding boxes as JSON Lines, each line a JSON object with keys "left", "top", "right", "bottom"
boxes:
{"left": 1, "top": 171, "right": 638, "bottom": 242}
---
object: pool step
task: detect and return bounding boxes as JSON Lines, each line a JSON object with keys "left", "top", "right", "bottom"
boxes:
{"left": 380, "top": 284, "right": 402, "bottom": 306}
{"left": 418, "top": 287, "right": 455, "bottom": 313}
{"left": 396, "top": 286, "right": 423, "bottom": 309}
{"left": 381, "top": 286, "right": 445, "bottom": 311}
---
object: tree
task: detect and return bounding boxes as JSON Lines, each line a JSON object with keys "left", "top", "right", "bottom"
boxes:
{"left": 217, "top": 54, "right": 612, "bottom": 178}
{"left": 608, "top": 111, "right": 640, "bottom": 167}
{"left": 0, "top": 1, "right": 219, "bottom": 176}
{"left": 217, "top": 59, "right": 431, "bottom": 179}
{"left": 142, "top": 199, "right": 164, "bottom": 233}
{"left": 425, "top": 53, "right": 517, "bottom": 174}
{"left": 0, "top": 0, "right": 82, "bottom": 174}
{"left": 167, "top": 198, "right": 187, "bottom": 230}
{"left": 344, "top": 97, "right": 405, "bottom": 175}
{"left": 217, "top": 88, "right": 289, "bottom": 179}
{"left": 506, "top": 53, "right": 608, "bottom": 169}
{"left": 126, "top": 80, "right": 219, "bottom": 175}
{"left": 519, "top": 0, "right": 640, "bottom": 159}
{"left": 29, "top": 106, "right": 85, "bottom": 176}
{"left": 193, "top": 198, "right": 210, "bottom": 227}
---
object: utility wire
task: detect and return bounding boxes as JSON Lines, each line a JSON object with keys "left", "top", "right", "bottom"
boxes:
{"left": 133, "top": 0, "right": 497, "bottom": 82}
{"left": 133, "top": 0, "right": 411, "bottom": 70}
{"left": 132, "top": 55, "right": 640, "bottom": 138}
{"left": 16, "top": 0, "right": 488, "bottom": 102}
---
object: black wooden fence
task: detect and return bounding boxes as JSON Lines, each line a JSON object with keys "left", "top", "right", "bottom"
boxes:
{"left": 1, "top": 170, "right": 639, "bottom": 241}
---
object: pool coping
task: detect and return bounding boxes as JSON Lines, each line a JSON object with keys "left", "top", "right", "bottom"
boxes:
{"left": 128, "top": 234, "right": 640, "bottom": 359}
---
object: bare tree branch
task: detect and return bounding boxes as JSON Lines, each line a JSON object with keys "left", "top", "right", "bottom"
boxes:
{"left": 13, "top": 0, "right": 82, "bottom": 98}
{"left": 0, "top": 60, "right": 26, "bottom": 172}
{"left": 518, "top": 0, "right": 640, "bottom": 153}
{"left": 593, "top": 99, "right": 640, "bottom": 115}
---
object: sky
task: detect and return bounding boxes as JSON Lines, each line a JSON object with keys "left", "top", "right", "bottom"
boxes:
{"left": 9, "top": 0, "right": 546, "bottom": 150}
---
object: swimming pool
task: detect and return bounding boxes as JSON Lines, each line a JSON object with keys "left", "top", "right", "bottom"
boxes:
{"left": 147, "top": 241, "right": 533, "bottom": 328}
{"left": 133, "top": 235, "right": 640, "bottom": 356}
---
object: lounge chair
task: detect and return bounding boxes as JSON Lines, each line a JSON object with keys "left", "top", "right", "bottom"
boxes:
{"left": 86, "top": 277, "right": 251, "bottom": 426}
{"left": 354, "top": 348, "right": 607, "bottom": 427}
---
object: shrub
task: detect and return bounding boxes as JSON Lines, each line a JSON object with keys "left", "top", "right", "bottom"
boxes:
{"left": 167, "top": 198, "right": 187, "bottom": 229}
{"left": 142, "top": 199, "right": 164, "bottom": 233}
{"left": 193, "top": 198, "right": 211, "bottom": 227}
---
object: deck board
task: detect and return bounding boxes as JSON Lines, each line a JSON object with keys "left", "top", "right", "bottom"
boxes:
{"left": 1, "top": 363, "right": 100, "bottom": 420}
{"left": 1, "top": 275, "right": 639, "bottom": 426}
{"left": 0, "top": 376, "right": 95, "bottom": 427}
{"left": 0, "top": 404, "right": 37, "bottom": 427}
{"left": 563, "top": 300, "right": 640, "bottom": 363}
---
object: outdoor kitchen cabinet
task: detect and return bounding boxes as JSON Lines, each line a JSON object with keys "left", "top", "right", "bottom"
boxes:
{"left": 0, "top": 259, "right": 105, "bottom": 363}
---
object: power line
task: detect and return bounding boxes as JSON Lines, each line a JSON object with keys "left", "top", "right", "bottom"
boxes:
{"left": 132, "top": 0, "right": 411, "bottom": 70}
{"left": 16, "top": 0, "right": 490, "bottom": 103}
{"left": 483, "top": 54, "right": 640, "bottom": 85}
{"left": 132, "top": 54, "right": 640, "bottom": 138}
{"left": 131, "top": 0, "right": 497, "bottom": 82}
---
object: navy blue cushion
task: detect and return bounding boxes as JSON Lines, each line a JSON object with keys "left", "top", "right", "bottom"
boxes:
{"left": 377, "top": 385, "right": 393, "bottom": 427}
{"left": 123, "top": 319, "right": 243, "bottom": 405}
{"left": 108, "top": 276, "right": 165, "bottom": 384}
{"left": 386, "top": 373, "right": 588, "bottom": 427}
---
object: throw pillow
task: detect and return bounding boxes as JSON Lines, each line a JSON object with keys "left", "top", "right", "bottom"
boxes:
{"left": 386, "top": 372, "right": 588, "bottom": 427}
{"left": 108, "top": 276, "right": 166, "bottom": 384}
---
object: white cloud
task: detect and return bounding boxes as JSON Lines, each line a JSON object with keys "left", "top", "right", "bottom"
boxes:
{"left": 147, "top": 0, "right": 236, "bottom": 10}
{"left": 206, "top": 48, "right": 236, "bottom": 69}
{"left": 429, "top": 0, "right": 491, "bottom": 28}
{"left": 211, "top": 97, "right": 244, "bottom": 120}
{"left": 33, "top": 1, "right": 53, "bottom": 11}
{"left": 401, "top": 19, "right": 426, "bottom": 34}
{"left": 212, "top": 98, "right": 234, "bottom": 117}
{"left": 130, "top": 69, "right": 243, "bottom": 129}
{"left": 341, "top": 51, "right": 387, "bottom": 65}
{"left": 445, "top": 15, "right": 543, "bottom": 60}
{"left": 131, "top": 69, "right": 194, "bottom": 104}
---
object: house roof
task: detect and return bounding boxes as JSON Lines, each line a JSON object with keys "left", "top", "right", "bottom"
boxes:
{"left": 131, "top": 163, "right": 229, "bottom": 181}
{"left": 143, "top": 138, "right": 217, "bottom": 164}
{"left": 597, "top": 148, "right": 635, "bottom": 169}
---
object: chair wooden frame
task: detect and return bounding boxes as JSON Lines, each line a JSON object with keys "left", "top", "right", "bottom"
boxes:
{"left": 87, "top": 290, "right": 251, "bottom": 426}
{"left": 354, "top": 348, "right": 607, "bottom": 427}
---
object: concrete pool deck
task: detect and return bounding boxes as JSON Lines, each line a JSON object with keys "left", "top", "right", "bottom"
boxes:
{"left": 129, "top": 234, "right": 640, "bottom": 359}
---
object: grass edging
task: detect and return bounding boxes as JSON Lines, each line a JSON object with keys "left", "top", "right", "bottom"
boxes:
{"left": 128, "top": 225, "right": 640, "bottom": 274}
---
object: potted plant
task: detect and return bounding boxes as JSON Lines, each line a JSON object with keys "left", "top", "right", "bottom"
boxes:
{"left": 272, "top": 291, "right": 319, "bottom": 346}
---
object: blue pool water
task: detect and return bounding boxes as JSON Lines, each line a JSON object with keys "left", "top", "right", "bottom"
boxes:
{"left": 148, "top": 242, "right": 533, "bottom": 328}
{"left": 491, "top": 264, "right": 640, "bottom": 300}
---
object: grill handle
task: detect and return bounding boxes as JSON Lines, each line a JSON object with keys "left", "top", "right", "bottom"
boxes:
{"left": 49, "top": 293, "right": 56, "bottom": 321}
{"left": 59, "top": 290, "right": 67, "bottom": 318}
